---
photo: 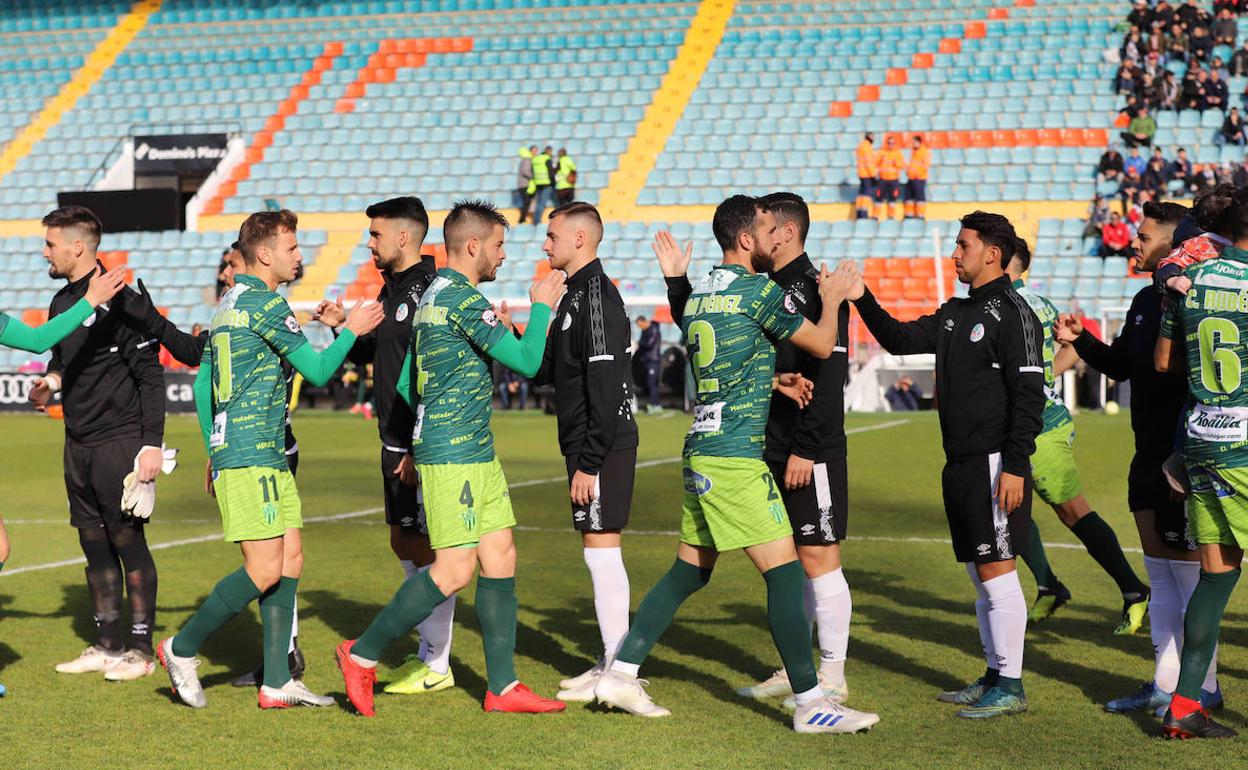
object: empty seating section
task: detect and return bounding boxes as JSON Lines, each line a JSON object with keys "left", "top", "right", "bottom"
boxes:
{"left": 643, "top": 0, "right": 1121, "bottom": 206}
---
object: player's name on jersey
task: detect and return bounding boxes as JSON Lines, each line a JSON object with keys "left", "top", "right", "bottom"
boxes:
{"left": 415, "top": 304, "right": 449, "bottom": 326}
{"left": 212, "top": 307, "right": 250, "bottom": 329}
{"left": 685, "top": 293, "right": 744, "bottom": 316}
{"left": 1185, "top": 285, "right": 1248, "bottom": 313}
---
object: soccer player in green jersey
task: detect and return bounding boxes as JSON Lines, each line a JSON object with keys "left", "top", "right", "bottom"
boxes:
{"left": 1005, "top": 239, "right": 1151, "bottom": 632}
{"left": 157, "top": 210, "right": 384, "bottom": 710}
{"left": 1155, "top": 187, "right": 1248, "bottom": 739}
{"left": 592, "top": 195, "right": 878, "bottom": 734}
{"left": 336, "top": 200, "right": 568, "bottom": 717}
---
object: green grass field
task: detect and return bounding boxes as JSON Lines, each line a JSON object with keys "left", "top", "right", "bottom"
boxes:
{"left": 0, "top": 409, "right": 1243, "bottom": 769}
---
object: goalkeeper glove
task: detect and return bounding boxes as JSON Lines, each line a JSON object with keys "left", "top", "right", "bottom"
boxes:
{"left": 121, "top": 446, "right": 179, "bottom": 520}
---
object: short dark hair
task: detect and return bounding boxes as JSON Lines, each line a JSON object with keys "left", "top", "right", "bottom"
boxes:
{"left": 365, "top": 196, "right": 429, "bottom": 241}
{"left": 230, "top": 240, "right": 241, "bottom": 253}
{"left": 548, "top": 200, "right": 603, "bottom": 245}
{"left": 712, "top": 195, "right": 759, "bottom": 252}
{"left": 1009, "top": 236, "right": 1031, "bottom": 272}
{"left": 1142, "top": 200, "right": 1189, "bottom": 226}
{"left": 759, "top": 191, "right": 810, "bottom": 243}
{"left": 238, "top": 208, "right": 298, "bottom": 264}
{"left": 444, "top": 199, "right": 508, "bottom": 253}
{"left": 959, "top": 210, "right": 1017, "bottom": 263}
{"left": 42, "top": 205, "right": 102, "bottom": 250}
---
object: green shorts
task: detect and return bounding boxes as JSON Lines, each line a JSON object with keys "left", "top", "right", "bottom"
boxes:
{"left": 681, "top": 456, "right": 793, "bottom": 552}
{"left": 215, "top": 467, "right": 302, "bottom": 542}
{"left": 1031, "top": 421, "right": 1082, "bottom": 506}
{"left": 420, "top": 459, "right": 515, "bottom": 550}
{"left": 1186, "top": 463, "right": 1248, "bottom": 549}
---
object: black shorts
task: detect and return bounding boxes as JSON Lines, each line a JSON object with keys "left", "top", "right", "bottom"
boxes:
{"left": 382, "top": 447, "right": 426, "bottom": 532}
{"left": 565, "top": 448, "right": 635, "bottom": 532}
{"left": 877, "top": 179, "right": 900, "bottom": 201}
{"left": 767, "top": 456, "right": 848, "bottom": 545}
{"left": 857, "top": 177, "right": 876, "bottom": 198}
{"left": 1127, "top": 453, "right": 1194, "bottom": 551}
{"left": 64, "top": 435, "right": 145, "bottom": 531}
{"left": 905, "top": 179, "right": 927, "bottom": 202}
{"left": 941, "top": 454, "right": 1032, "bottom": 564}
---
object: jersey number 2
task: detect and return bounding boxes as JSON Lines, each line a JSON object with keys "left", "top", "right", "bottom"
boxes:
{"left": 687, "top": 320, "right": 719, "bottom": 394}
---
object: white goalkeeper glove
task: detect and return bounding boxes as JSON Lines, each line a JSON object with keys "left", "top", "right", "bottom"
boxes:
{"left": 121, "top": 445, "right": 178, "bottom": 520}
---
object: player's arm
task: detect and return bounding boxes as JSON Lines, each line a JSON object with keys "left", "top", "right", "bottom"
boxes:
{"left": 116, "top": 318, "right": 167, "bottom": 480}
{"left": 1062, "top": 310, "right": 1130, "bottom": 381}
{"left": 1052, "top": 343, "right": 1079, "bottom": 377}
{"left": 997, "top": 300, "right": 1046, "bottom": 512}
{"left": 482, "top": 272, "right": 565, "bottom": 377}
{"left": 1154, "top": 295, "right": 1185, "bottom": 373}
{"left": 278, "top": 300, "right": 383, "bottom": 386}
{"left": 653, "top": 230, "right": 692, "bottom": 319}
{"left": 113, "top": 278, "right": 207, "bottom": 366}
{"left": 530, "top": 325, "right": 558, "bottom": 386}
{"left": 789, "top": 307, "right": 847, "bottom": 481}
{"left": 787, "top": 262, "right": 857, "bottom": 359}
{"left": 851, "top": 283, "right": 940, "bottom": 355}
{"left": 396, "top": 347, "right": 413, "bottom": 408}
{"left": 574, "top": 284, "right": 630, "bottom": 477}
{"left": 314, "top": 295, "right": 379, "bottom": 366}
{"left": 192, "top": 344, "right": 213, "bottom": 451}
{"left": 0, "top": 268, "right": 125, "bottom": 353}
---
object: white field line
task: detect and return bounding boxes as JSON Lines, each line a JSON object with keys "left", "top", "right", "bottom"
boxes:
{"left": 2, "top": 419, "right": 919, "bottom": 577}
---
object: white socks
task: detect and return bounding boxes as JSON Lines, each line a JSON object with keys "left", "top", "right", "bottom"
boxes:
{"left": 584, "top": 547, "right": 631, "bottom": 660}
{"left": 413, "top": 564, "right": 456, "bottom": 675}
{"left": 610, "top": 660, "right": 640, "bottom": 677}
{"left": 966, "top": 564, "right": 1027, "bottom": 679}
{"left": 1171, "top": 558, "right": 1220, "bottom": 692}
{"left": 793, "top": 685, "right": 825, "bottom": 707}
{"left": 807, "top": 568, "right": 851, "bottom": 683}
{"left": 1144, "top": 556, "right": 1182, "bottom": 692}
{"left": 289, "top": 601, "right": 298, "bottom": 654}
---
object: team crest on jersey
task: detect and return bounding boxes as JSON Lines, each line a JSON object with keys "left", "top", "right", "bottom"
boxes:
{"left": 284, "top": 315, "right": 301, "bottom": 334}
{"left": 969, "top": 323, "right": 985, "bottom": 342}
{"left": 984, "top": 297, "right": 1002, "bottom": 321}
{"left": 481, "top": 309, "right": 499, "bottom": 327}
{"left": 682, "top": 467, "right": 713, "bottom": 496}
{"left": 395, "top": 303, "right": 409, "bottom": 323}
{"left": 944, "top": 319, "right": 955, "bottom": 332}
{"left": 561, "top": 312, "right": 573, "bottom": 331}
{"left": 784, "top": 293, "right": 798, "bottom": 314}
{"left": 82, "top": 312, "right": 97, "bottom": 328}
{"left": 1134, "top": 314, "right": 1144, "bottom": 326}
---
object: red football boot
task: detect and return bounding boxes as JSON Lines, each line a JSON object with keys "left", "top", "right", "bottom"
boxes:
{"left": 335, "top": 640, "right": 377, "bottom": 717}
{"left": 483, "top": 682, "right": 567, "bottom": 713}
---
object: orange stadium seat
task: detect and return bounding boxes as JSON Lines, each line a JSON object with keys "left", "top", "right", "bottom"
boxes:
{"left": 911, "top": 52, "right": 934, "bottom": 69}
{"left": 884, "top": 260, "right": 911, "bottom": 278}
{"left": 829, "top": 101, "right": 853, "bottom": 117}
{"left": 653, "top": 305, "right": 673, "bottom": 324}
{"left": 907, "top": 258, "right": 936, "bottom": 278}
{"left": 1015, "top": 128, "right": 1039, "bottom": 145}
{"left": 862, "top": 257, "right": 888, "bottom": 278}
{"left": 939, "top": 38, "right": 962, "bottom": 54}
{"left": 875, "top": 278, "right": 904, "bottom": 299}
{"left": 857, "top": 84, "right": 879, "bottom": 102}
{"left": 987, "top": 8, "right": 1010, "bottom": 20}
{"left": 964, "top": 21, "right": 987, "bottom": 39}
{"left": 98, "top": 250, "right": 128, "bottom": 270}
{"left": 885, "top": 68, "right": 907, "bottom": 86}
{"left": 992, "top": 130, "right": 1017, "bottom": 147}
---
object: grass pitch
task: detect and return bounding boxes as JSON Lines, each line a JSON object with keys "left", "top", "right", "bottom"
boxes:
{"left": 0, "top": 409, "right": 1242, "bottom": 769}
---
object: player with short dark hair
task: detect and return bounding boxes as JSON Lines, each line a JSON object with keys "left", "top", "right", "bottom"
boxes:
{"left": 1005, "top": 238, "right": 1151, "bottom": 632}
{"left": 157, "top": 211, "right": 384, "bottom": 710}
{"left": 314, "top": 195, "right": 458, "bottom": 696}
{"left": 593, "top": 195, "right": 878, "bottom": 734}
{"left": 849, "top": 210, "right": 1045, "bottom": 719}
{"left": 336, "top": 199, "right": 569, "bottom": 717}
{"left": 531, "top": 201, "right": 639, "bottom": 702}
{"left": 1154, "top": 186, "right": 1248, "bottom": 739}
{"left": 28, "top": 206, "right": 166, "bottom": 683}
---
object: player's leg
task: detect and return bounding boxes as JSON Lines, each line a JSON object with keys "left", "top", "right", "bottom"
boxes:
{"left": 914, "top": 179, "right": 926, "bottom": 219}
{"left": 101, "top": 522, "right": 158, "bottom": 681}
{"left": 0, "top": 515, "right": 5, "bottom": 696}
{"left": 1021, "top": 428, "right": 1071, "bottom": 619}
{"left": 1052, "top": 493, "right": 1149, "bottom": 633}
{"left": 559, "top": 449, "right": 634, "bottom": 701}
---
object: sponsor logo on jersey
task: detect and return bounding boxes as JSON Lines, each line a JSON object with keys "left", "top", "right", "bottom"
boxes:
{"left": 682, "top": 467, "right": 713, "bottom": 496}
{"left": 1134, "top": 314, "right": 1144, "bottom": 326}
{"left": 800, "top": 523, "right": 816, "bottom": 536}
{"left": 284, "top": 315, "right": 301, "bottom": 334}
{"left": 395, "top": 303, "right": 409, "bottom": 322}
{"left": 481, "top": 309, "right": 499, "bottom": 327}
{"left": 944, "top": 319, "right": 955, "bottom": 332}
{"left": 969, "top": 323, "right": 985, "bottom": 342}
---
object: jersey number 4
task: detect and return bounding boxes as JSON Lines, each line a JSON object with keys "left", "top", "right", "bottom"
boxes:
{"left": 687, "top": 320, "right": 719, "bottom": 394}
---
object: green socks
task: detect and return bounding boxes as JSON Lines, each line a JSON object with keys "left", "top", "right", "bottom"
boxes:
{"left": 476, "top": 576, "right": 519, "bottom": 695}
{"left": 1176, "top": 568, "right": 1241, "bottom": 700}
{"left": 353, "top": 569, "right": 447, "bottom": 662}
{"left": 764, "top": 561, "right": 818, "bottom": 695}
{"left": 172, "top": 567, "right": 262, "bottom": 658}
{"left": 616, "top": 558, "right": 713, "bottom": 666}
{"left": 1071, "top": 512, "right": 1146, "bottom": 596}
{"left": 259, "top": 576, "right": 298, "bottom": 689}
{"left": 1021, "top": 519, "right": 1056, "bottom": 590}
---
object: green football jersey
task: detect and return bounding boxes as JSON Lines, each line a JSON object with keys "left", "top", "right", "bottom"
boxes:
{"left": 206, "top": 274, "right": 308, "bottom": 470}
{"left": 1015, "top": 280, "right": 1073, "bottom": 433}
{"left": 409, "top": 268, "right": 509, "bottom": 464}
{"left": 0, "top": 311, "right": 9, "bottom": 337}
{"left": 681, "top": 264, "right": 806, "bottom": 459}
{"left": 1161, "top": 248, "right": 1248, "bottom": 467}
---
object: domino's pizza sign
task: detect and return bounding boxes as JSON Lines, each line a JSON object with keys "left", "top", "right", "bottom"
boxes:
{"left": 134, "top": 133, "right": 228, "bottom": 175}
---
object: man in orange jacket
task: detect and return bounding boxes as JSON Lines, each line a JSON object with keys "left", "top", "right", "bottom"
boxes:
{"left": 854, "top": 133, "right": 878, "bottom": 220}
{"left": 875, "top": 135, "right": 905, "bottom": 220}
{"left": 905, "top": 135, "right": 931, "bottom": 220}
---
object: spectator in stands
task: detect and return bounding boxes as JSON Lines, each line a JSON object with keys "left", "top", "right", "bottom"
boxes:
{"left": 1169, "top": 146, "right": 1196, "bottom": 192}
{"left": 1123, "top": 106, "right": 1157, "bottom": 146}
{"left": 496, "top": 366, "right": 529, "bottom": 410}
{"left": 1211, "top": 55, "right": 1231, "bottom": 81}
{"left": 1122, "top": 26, "right": 1144, "bottom": 63}
{"left": 1144, "top": 155, "right": 1170, "bottom": 198}
{"left": 1214, "top": 7, "right": 1239, "bottom": 46}
{"left": 1192, "top": 162, "right": 1220, "bottom": 194}
{"left": 215, "top": 247, "right": 234, "bottom": 299}
{"left": 1217, "top": 106, "right": 1248, "bottom": 145}
{"left": 1165, "top": 22, "right": 1190, "bottom": 62}
{"left": 854, "top": 132, "right": 878, "bottom": 220}
{"left": 1217, "top": 161, "right": 1237, "bottom": 185}
{"left": 1207, "top": 68, "right": 1230, "bottom": 110}
{"left": 1115, "top": 64, "right": 1139, "bottom": 97}
{"left": 1141, "top": 72, "right": 1164, "bottom": 110}
{"left": 516, "top": 145, "right": 536, "bottom": 225}
{"left": 884, "top": 376, "right": 923, "bottom": 412}
{"left": 1181, "top": 67, "right": 1209, "bottom": 110}
{"left": 1120, "top": 165, "right": 1144, "bottom": 208}
{"left": 1232, "top": 40, "right": 1248, "bottom": 75}
{"left": 1178, "top": 0, "right": 1206, "bottom": 30}
{"left": 1101, "top": 211, "right": 1133, "bottom": 257}
{"left": 1232, "top": 154, "right": 1248, "bottom": 186}
{"left": 1120, "top": 93, "right": 1143, "bottom": 120}
{"left": 1154, "top": 1, "right": 1177, "bottom": 33}
{"left": 1143, "top": 49, "right": 1164, "bottom": 80}
{"left": 1160, "top": 70, "right": 1181, "bottom": 110}
{"left": 1191, "top": 24, "right": 1215, "bottom": 63}
{"left": 875, "top": 134, "right": 905, "bottom": 220}
{"left": 1085, "top": 194, "right": 1112, "bottom": 237}
{"left": 1098, "top": 146, "right": 1125, "bottom": 182}
{"left": 554, "top": 148, "right": 576, "bottom": 205}
{"left": 1125, "top": 146, "right": 1148, "bottom": 177}
{"left": 1128, "top": 0, "right": 1152, "bottom": 32}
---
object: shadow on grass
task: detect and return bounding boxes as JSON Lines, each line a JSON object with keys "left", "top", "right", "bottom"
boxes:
{"left": 0, "top": 640, "right": 19, "bottom": 673}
